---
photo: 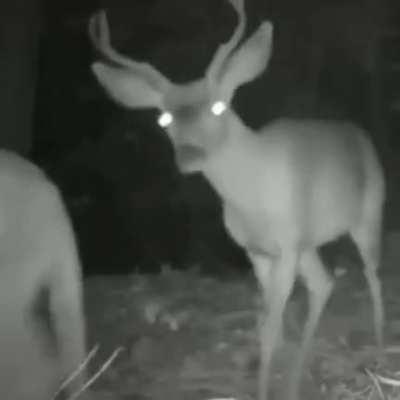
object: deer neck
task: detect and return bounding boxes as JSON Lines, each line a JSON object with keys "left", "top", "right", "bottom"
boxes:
{"left": 202, "top": 113, "right": 264, "bottom": 210}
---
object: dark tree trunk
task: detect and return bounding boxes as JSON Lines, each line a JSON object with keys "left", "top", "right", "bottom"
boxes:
{"left": 0, "top": 0, "right": 41, "bottom": 155}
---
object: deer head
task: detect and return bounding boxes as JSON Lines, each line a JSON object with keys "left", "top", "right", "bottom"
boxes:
{"left": 89, "top": 0, "right": 273, "bottom": 173}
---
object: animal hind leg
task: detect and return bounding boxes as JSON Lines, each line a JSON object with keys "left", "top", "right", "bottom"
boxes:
{"left": 350, "top": 212, "right": 384, "bottom": 350}
{"left": 349, "top": 175, "right": 384, "bottom": 350}
{"left": 48, "top": 217, "right": 88, "bottom": 397}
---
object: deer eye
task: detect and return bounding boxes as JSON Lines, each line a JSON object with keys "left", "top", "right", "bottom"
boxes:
{"left": 211, "top": 101, "right": 227, "bottom": 116}
{"left": 158, "top": 111, "right": 173, "bottom": 128}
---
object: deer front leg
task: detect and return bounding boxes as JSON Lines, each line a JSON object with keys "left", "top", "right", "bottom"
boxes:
{"left": 289, "top": 249, "right": 334, "bottom": 399}
{"left": 249, "top": 248, "right": 298, "bottom": 400}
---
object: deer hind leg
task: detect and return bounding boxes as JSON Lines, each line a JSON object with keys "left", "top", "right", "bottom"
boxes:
{"left": 31, "top": 284, "right": 58, "bottom": 358}
{"left": 290, "top": 249, "right": 334, "bottom": 399}
{"left": 350, "top": 207, "right": 384, "bottom": 350}
{"left": 47, "top": 220, "right": 88, "bottom": 398}
{"left": 249, "top": 248, "right": 298, "bottom": 400}
{"left": 49, "top": 260, "right": 87, "bottom": 389}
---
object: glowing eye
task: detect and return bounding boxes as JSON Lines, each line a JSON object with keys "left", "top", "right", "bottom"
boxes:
{"left": 158, "top": 111, "right": 173, "bottom": 128}
{"left": 211, "top": 101, "right": 227, "bottom": 116}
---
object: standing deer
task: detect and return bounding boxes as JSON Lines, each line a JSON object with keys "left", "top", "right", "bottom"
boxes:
{"left": 0, "top": 151, "right": 88, "bottom": 399}
{"left": 89, "top": 1, "right": 385, "bottom": 399}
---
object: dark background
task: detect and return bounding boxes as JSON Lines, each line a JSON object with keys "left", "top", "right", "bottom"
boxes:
{"left": 0, "top": 0, "right": 399, "bottom": 275}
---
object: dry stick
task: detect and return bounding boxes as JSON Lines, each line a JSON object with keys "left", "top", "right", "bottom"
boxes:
{"left": 365, "top": 368, "right": 385, "bottom": 400}
{"left": 66, "top": 346, "right": 125, "bottom": 400}
{"left": 374, "top": 373, "right": 400, "bottom": 387}
{"left": 52, "top": 344, "right": 100, "bottom": 400}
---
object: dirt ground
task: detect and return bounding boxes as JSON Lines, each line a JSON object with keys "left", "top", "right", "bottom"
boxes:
{"left": 83, "top": 231, "right": 400, "bottom": 400}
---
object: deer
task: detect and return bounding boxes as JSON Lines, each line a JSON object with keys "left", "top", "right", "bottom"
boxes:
{"left": 0, "top": 151, "right": 88, "bottom": 399}
{"left": 88, "top": 0, "right": 386, "bottom": 399}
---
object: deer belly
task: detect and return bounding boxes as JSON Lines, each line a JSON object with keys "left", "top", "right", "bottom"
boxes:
{"left": 222, "top": 179, "right": 363, "bottom": 254}
{"left": 307, "top": 191, "right": 362, "bottom": 246}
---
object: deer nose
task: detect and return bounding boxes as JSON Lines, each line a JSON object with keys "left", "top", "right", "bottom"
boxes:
{"left": 176, "top": 143, "right": 205, "bottom": 158}
{"left": 174, "top": 143, "right": 206, "bottom": 169}
{"left": 173, "top": 128, "right": 203, "bottom": 148}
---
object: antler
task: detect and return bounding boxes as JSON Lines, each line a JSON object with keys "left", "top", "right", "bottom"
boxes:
{"left": 88, "top": 10, "right": 170, "bottom": 91}
{"left": 207, "top": 0, "right": 246, "bottom": 81}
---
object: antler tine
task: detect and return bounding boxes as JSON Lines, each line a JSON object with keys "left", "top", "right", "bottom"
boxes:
{"left": 89, "top": 10, "right": 170, "bottom": 90}
{"left": 207, "top": 0, "right": 246, "bottom": 80}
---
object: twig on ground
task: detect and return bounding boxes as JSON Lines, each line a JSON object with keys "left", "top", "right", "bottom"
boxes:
{"left": 52, "top": 344, "right": 100, "bottom": 400}
{"left": 66, "top": 346, "right": 125, "bottom": 400}
{"left": 365, "top": 368, "right": 385, "bottom": 400}
{"left": 374, "top": 372, "right": 400, "bottom": 387}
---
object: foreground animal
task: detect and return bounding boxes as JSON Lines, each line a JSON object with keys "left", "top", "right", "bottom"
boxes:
{"left": 89, "top": 1, "right": 385, "bottom": 399}
{"left": 0, "top": 151, "right": 87, "bottom": 399}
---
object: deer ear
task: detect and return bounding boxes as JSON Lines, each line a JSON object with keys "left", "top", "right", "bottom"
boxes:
{"left": 217, "top": 21, "right": 273, "bottom": 102}
{"left": 92, "top": 62, "right": 163, "bottom": 109}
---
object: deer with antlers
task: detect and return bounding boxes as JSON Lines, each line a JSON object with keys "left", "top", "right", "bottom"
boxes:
{"left": 89, "top": 1, "right": 385, "bottom": 399}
